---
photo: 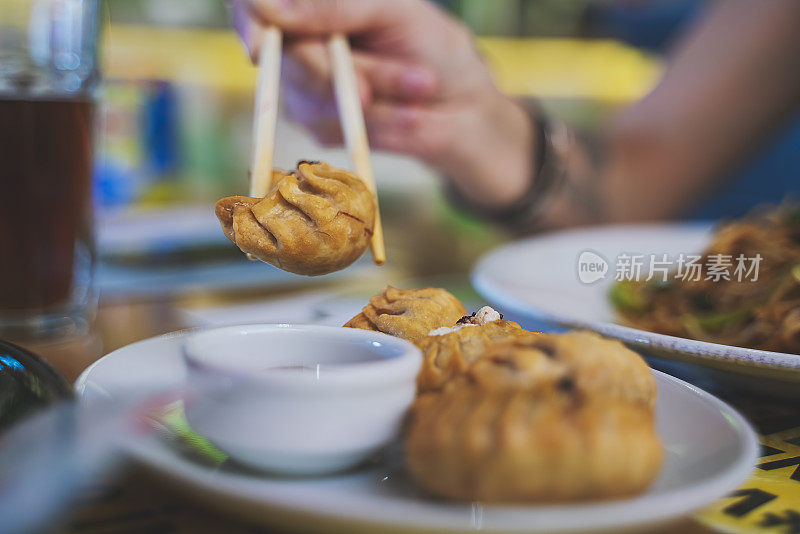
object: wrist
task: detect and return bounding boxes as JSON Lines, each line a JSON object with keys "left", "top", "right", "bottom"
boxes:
{"left": 439, "top": 92, "right": 535, "bottom": 209}
{"left": 446, "top": 99, "right": 569, "bottom": 233}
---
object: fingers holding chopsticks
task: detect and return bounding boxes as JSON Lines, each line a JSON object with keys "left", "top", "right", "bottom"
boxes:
{"left": 283, "top": 85, "right": 433, "bottom": 151}
{"left": 283, "top": 40, "right": 437, "bottom": 103}
{"left": 279, "top": 40, "right": 437, "bottom": 150}
{"left": 233, "top": 0, "right": 437, "bottom": 102}
{"left": 233, "top": 0, "right": 411, "bottom": 39}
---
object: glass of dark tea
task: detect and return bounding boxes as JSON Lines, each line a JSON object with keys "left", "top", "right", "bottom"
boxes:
{"left": 0, "top": 0, "right": 100, "bottom": 339}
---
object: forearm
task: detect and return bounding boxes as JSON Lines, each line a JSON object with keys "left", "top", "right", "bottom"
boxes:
{"left": 546, "top": 0, "right": 800, "bottom": 227}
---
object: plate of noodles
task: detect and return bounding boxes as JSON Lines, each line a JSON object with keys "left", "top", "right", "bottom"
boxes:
{"left": 472, "top": 206, "right": 800, "bottom": 383}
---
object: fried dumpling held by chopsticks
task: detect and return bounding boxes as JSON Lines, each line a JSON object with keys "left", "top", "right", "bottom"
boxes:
{"left": 215, "top": 161, "right": 375, "bottom": 276}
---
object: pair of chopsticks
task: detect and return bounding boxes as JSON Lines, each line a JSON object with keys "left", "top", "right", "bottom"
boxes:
{"left": 249, "top": 27, "right": 386, "bottom": 266}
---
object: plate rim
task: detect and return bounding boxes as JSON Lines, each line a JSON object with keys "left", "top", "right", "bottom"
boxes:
{"left": 75, "top": 328, "right": 760, "bottom": 534}
{"left": 471, "top": 223, "right": 800, "bottom": 371}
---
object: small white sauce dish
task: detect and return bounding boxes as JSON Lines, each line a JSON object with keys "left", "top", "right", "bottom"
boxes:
{"left": 182, "top": 324, "right": 421, "bottom": 476}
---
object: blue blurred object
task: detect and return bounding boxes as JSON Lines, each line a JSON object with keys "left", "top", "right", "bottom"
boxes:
{"left": 142, "top": 81, "right": 181, "bottom": 178}
{"left": 94, "top": 81, "right": 183, "bottom": 209}
{"left": 0, "top": 340, "right": 72, "bottom": 435}
{"left": 94, "top": 159, "right": 136, "bottom": 208}
{"left": 689, "top": 117, "right": 800, "bottom": 220}
{"left": 583, "top": 0, "right": 706, "bottom": 52}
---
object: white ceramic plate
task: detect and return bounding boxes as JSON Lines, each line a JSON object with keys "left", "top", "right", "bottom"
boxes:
{"left": 472, "top": 223, "right": 800, "bottom": 382}
{"left": 75, "top": 329, "right": 758, "bottom": 534}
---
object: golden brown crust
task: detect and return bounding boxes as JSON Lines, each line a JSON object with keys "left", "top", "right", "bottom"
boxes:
{"left": 215, "top": 162, "right": 375, "bottom": 276}
{"left": 405, "top": 388, "right": 663, "bottom": 502}
{"left": 405, "top": 331, "right": 662, "bottom": 503}
{"left": 343, "top": 286, "right": 466, "bottom": 344}
{"left": 488, "top": 331, "right": 657, "bottom": 408}
{"left": 416, "top": 320, "right": 542, "bottom": 394}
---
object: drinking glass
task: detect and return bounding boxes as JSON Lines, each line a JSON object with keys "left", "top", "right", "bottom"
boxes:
{"left": 0, "top": 0, "right": 100, "bottom": 338}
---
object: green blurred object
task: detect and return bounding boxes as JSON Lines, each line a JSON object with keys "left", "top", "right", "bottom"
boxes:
{"left": 160, "top": 401, "right": 227, "bottom": 466}
{"left": 106, "top": 0, "right": 228, "bottom": 27}
{"left": 684, "top": 307, "right": 753, "bottom": 333}
{"left": 0, "top": 340, "right": 73, "bottom": 434}
{"left": 445, "top": 0, "right": 586, "bottom": 36}
{"left": 608, "top": 280, "right": 652, "bottom": 315}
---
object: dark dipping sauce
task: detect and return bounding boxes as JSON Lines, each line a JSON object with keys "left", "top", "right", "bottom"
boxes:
{"left": 0, "top": 98, "right": 94, "bottom": 311}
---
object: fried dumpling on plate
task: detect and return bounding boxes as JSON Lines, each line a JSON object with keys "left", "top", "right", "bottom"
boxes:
{"left": 215, "top": 161, "right": 375, "bottom": 276}
{"left": 416, "top": 306, "right": 542, "bottom": 394}
{"left": 406, "top": 382, "right": 663, "bottom": 503}
{"left": 405, "top": 341, "right": 663, "bottom": 503}
{"left": 343, "top": 286, "right": 466, "bottom": 344}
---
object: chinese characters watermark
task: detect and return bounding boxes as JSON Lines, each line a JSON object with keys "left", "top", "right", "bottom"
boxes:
{"left": 578, "top": 251, "right": 762, "bottom": 284}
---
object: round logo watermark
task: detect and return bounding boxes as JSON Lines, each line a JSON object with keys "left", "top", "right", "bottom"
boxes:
{"left": 577, "top": 250, "right": 609, "bottom": 284}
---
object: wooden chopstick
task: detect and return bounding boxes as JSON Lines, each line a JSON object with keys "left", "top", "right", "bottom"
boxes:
{"left": 249, "top": 26, "right": 282, "bottom": 198}
{"left": 245, "top": 29, "right": 386, "bottom": 266}
{"left": 328, "top": 33, "right": 386, "bottom": 266}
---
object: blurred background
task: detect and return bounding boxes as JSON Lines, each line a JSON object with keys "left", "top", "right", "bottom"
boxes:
{"left": 6, "top": 4, "right": 799, "bottom": 532}
{"left": 94, "top": 0, "right": 686, "bottom": 299}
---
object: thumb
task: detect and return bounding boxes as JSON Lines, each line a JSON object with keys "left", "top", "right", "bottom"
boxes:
{"left": 242, "top": 0, "right": 411, "bottom": 35}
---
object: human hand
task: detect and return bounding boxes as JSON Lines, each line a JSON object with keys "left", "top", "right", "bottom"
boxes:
{"left": 233, "top": 0, "right": 534, "bottom": 208}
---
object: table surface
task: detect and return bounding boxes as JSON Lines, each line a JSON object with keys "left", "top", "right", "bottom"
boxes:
{"left": 12, "top": 281, "right": 800, "bottom": 534}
